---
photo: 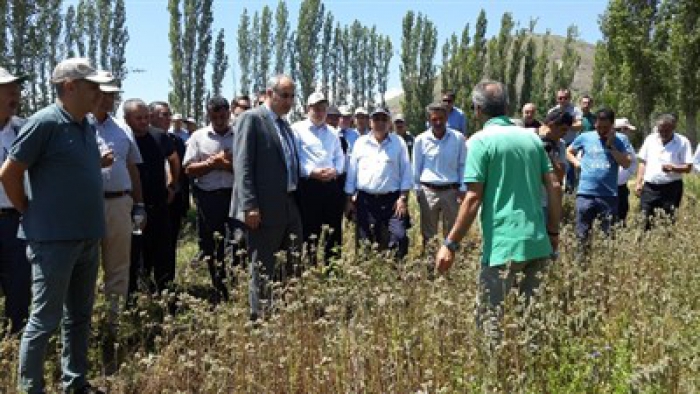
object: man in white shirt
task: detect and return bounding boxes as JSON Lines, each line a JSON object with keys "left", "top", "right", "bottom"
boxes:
{"left": 345, "top": 107, "right": 413, "bottom": 259}
{"left": 0, "top": 67, "right": 30, "bottom": 334}
{"left": 292, "top": 93, "right": 345, "bottom": 263}
{"left": 635, "top": 113, "right": 693, "bottom": 230}
{"left": 184, "top": 96, "right": 234, "bottom": 302}
{"left": 614, "top": 118, "right": 637, "bottom": 223}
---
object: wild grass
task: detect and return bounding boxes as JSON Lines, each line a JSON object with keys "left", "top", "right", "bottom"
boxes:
{"left": 1, "top": 178, "right": 700, "bottom": 393}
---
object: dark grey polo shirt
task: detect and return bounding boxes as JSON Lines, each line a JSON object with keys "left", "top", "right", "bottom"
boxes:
{"left": 9, "top": 104, "right": 105, "bottom": 241}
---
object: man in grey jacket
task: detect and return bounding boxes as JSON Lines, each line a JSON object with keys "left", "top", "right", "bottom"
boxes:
{"left": 231, "top": 74, "right": 302, "bottom": 319}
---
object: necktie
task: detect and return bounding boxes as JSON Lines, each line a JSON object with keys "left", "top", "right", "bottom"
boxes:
{"left": 276, "top": 117, "right": 299, "bottom": 187}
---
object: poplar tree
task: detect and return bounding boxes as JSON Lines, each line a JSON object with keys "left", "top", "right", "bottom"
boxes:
{"left": 274, "top": 1, "right": 289, "bottom": 75}
{"left": 400, "top": 11, "right": 437, "bottom": 134}
{"left": 211, "top": 29, "right": 228, "bottom": 97}
{"left": 237, "top": 9, "right": 252, "bottom": 95}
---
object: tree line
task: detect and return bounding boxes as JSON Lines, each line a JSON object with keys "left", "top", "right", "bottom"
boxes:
{"left": 0, "top": 0, "right": 128, "bottom": 115}
{"left": 1, "top": 0, "right": 698, "bottom": 142}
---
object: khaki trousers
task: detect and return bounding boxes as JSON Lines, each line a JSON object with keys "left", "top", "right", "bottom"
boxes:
{"left": 101, "top": 195, "right": 133, "bottom": 302}
{"left": 416, "top": 185, "right": 460, "bottom": 242}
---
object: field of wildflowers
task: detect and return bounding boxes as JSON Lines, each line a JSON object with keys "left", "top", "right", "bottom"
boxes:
{"left": 1, "top": 179, "right": 699, "bottom": 393}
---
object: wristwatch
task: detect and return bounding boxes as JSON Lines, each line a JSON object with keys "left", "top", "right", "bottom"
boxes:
{"left": 443, "top": 238, "right": 459, "bottom": 252}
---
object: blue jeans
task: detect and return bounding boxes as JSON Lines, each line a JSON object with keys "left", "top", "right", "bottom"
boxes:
{"left": 575, "top": 195, "right": 618, "bottom": 240}
{"left": 18, "top": 239, "right": 100, "bottom": 393}
{"left": 0, "top": 211, "right": 30, "bottom": 333}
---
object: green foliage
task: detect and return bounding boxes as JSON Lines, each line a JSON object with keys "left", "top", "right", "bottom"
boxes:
{"left": 4, "top": 180, "right": 700, "bottom": 391}
{"left": 211, "top": 29, "right": 228, "bottom": 98}
{"left": 519, "top": 20, "right": 538, "bottom": 109}
{"left": 274, "top": 1, "right": 289, "bottom": 75}
{"left": 237, "top": 9, "right": 251, "bottom": 95}
{"left": 295, "top": 0, "right": 326, "bottom": 106}
{"left": 400, "top": 11, "right": 438, "bottom": 134}
{"left": 168, "top": 0, "right": 184, "bottom": 112}
{"left": 552, "top": 25, "right": 582, "bottom": 96}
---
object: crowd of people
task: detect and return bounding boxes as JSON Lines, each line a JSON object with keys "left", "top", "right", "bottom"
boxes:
{"left": 0, "top": 57, "right": 698, "bottom": 393}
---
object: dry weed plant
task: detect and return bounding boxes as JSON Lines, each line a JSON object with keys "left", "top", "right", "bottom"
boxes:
{"left": 1, "top": 179, "right": 699, "bottom": 393}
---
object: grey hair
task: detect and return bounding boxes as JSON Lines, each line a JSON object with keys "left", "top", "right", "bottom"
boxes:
{"left": 266, "top": 74, "right": 294, "bottom": 92}
{"left": 471, "top": 80, "right": 508, "bottom": 117}
{"left": 655, "top": 113, "right": 677, "bottom": 127}
{"left": 123, "top": 98, "right": 147, "bottom": 115}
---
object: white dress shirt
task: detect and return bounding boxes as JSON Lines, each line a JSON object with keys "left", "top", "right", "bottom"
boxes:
{"left": 182, "top": 125, "right": 234, "bottom": 191}
{"left": 638, "top": 132, "right": 692, "bottom": 184}
{"left": 344, "top": 133, "right": 413, "bottom": 195}
{"left": 291, "top": 119, "right": 344, "bottom": 177}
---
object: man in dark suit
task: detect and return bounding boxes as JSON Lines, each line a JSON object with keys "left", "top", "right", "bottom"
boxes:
{"left": 231, "top": 74, "right": 302, "bottom": 319}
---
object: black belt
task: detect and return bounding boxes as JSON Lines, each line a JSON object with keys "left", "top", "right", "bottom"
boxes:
{"left": 421, "top": 182, "right": 459, "bottom": 191}
{"left": 358, "top": 190, "right": 399, "bottom": 198}
{"left": 196, "top": 187, "right": 232, "bottom": 195}
{"left": 104, "top": 190, "right": 131, "bottom": 199}
{"left": 0, "top": 207, "right": 19, "bottom": 216}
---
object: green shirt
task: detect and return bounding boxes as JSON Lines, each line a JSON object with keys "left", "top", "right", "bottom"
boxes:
{"left": 10, "top": 104, "right": 105, "bottom": 241}
{"left": 581, "top": 112, "right": 596, "bottom": 132}
{"left": 464, "top": 121, "right": 553, "bottom": 266}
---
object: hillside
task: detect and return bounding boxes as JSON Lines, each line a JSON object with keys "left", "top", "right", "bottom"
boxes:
{"left": 387, "top": 34, "right": 596, "bottom": 113}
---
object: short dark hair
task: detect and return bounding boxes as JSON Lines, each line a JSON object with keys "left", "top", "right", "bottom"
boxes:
{"left": 544, "top": 108, "right": 574, "bottom": 126}
{"left": 441, "top": 89, "right": 455, "bottom": 98}
{"left": 148, "top": 101, "right": 169, "bottom": 113}
{"left": 580, "top": 94, "right": 592, "bottom": 101}
{"left": 596, "top": 107, "right": 615, "bottom": 122}
{"left": 426, "top": 102, "right": 447, "bottom": 114}
{"left": 208, "top": 96, "right": 230, "bottom": 111}
{"left": 235, "top": 95, "right": 250, "bottom": 105}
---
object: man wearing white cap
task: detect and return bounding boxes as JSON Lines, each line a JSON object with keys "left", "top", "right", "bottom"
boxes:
{"left": 91, "top": 73, "right": 144, "bottom": 371}
{"left": 292, "top": 92, "right": 345, "bottom": 263}
{"left": 0, "top": 67, "right": 31, "bottom": 335}
{"left": 354, "top": 107, "right": 371, "bottom": 136}
{"left": 170, "top": 113, "right": 189, "bottom": 143}
{"left": 635, "top": 113, "right": 693, "bottom": 230}
{"left": 0, "top": 57, "right": 111, "bottom": 393}
{"left": 345, "top": 107, "right": 413, "bottom": 258}
{"left": 614, "top": 117, "right": 637, "bottom": 222}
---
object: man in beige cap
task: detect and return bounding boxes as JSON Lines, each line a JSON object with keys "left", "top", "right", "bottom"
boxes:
{"left": 91, "top": 72, "right": 144, "bottom": 373}
{"left": 0, "top": 67, "right": 31, "bottom": 335}
{"left": 0, "top": 57, "right": 111, "bottom": 393}
{"left": 354, "top": 107, "right": 370, "bottom": 136}
{"left": 292, "top": 92, "right": 345, "bottom": 263}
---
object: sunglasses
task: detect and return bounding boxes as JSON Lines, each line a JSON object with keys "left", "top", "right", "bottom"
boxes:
{"left": 442, "top": 98, "right": 453, "bottom": 103}
{"left": 557, "top": 96, "right": 569, "bottom": 101}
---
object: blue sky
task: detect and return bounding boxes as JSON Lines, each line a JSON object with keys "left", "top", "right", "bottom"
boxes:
{"left": 65, "top": 0, "right": 609, "bottom": 105}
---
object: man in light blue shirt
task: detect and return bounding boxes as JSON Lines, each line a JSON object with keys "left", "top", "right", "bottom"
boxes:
{"left": 292, "top": 92, "right": 345, "bottom": 263}
{"left": 442, "top": 90, "right": 467, "bottom": 135}
{"left": 412, "top": 102, "right": 467, "bottom": 250}
{"left": 345, "top": 107, "right": 413, "bottom": 258}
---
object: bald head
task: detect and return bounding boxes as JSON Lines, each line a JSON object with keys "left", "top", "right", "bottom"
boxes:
{"left": 265, "top": 74, "right": 296, "bottom": 116}
{"left": 522, "top": 103, "right": 536, "bottom": 121}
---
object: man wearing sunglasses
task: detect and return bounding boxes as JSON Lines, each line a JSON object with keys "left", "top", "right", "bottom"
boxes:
{"left": 441, "top": 90, "right": 467, "bottom": 136}
{"left": 231, "top": 74, "right": 303, "bottom": 320}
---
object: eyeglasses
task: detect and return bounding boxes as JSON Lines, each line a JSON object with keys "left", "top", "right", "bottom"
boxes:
{"left": 238, "top": 106, "right": 251, "bottom": 110}
{"left": 275, "top": 91, "right": 296, "bottom": 99}
{"left": 372, "top": 117, "right": 389, "bottom": 122}
{"left": 442, "top": 98, "right": 453, "bottom": 103}
{"left": 557, "top": 96, "right": 569, "bottom": 101}
{"left": 158, "top": 112, "right": 172, "bottom": 118}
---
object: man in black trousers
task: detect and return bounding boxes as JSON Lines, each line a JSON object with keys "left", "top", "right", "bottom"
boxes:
{"left": 184, "top": 97, "right": 235, "bottom": 302}
{"left": 291, "top": 92, "right": 345, "bottom": 263}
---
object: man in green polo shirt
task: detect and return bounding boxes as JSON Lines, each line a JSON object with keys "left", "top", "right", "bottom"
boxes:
{"left": 0, "top": 58, "right": 112, "bottom": 394}
{"left": 435, "top": 80, "right": 561, "bottom": 336}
